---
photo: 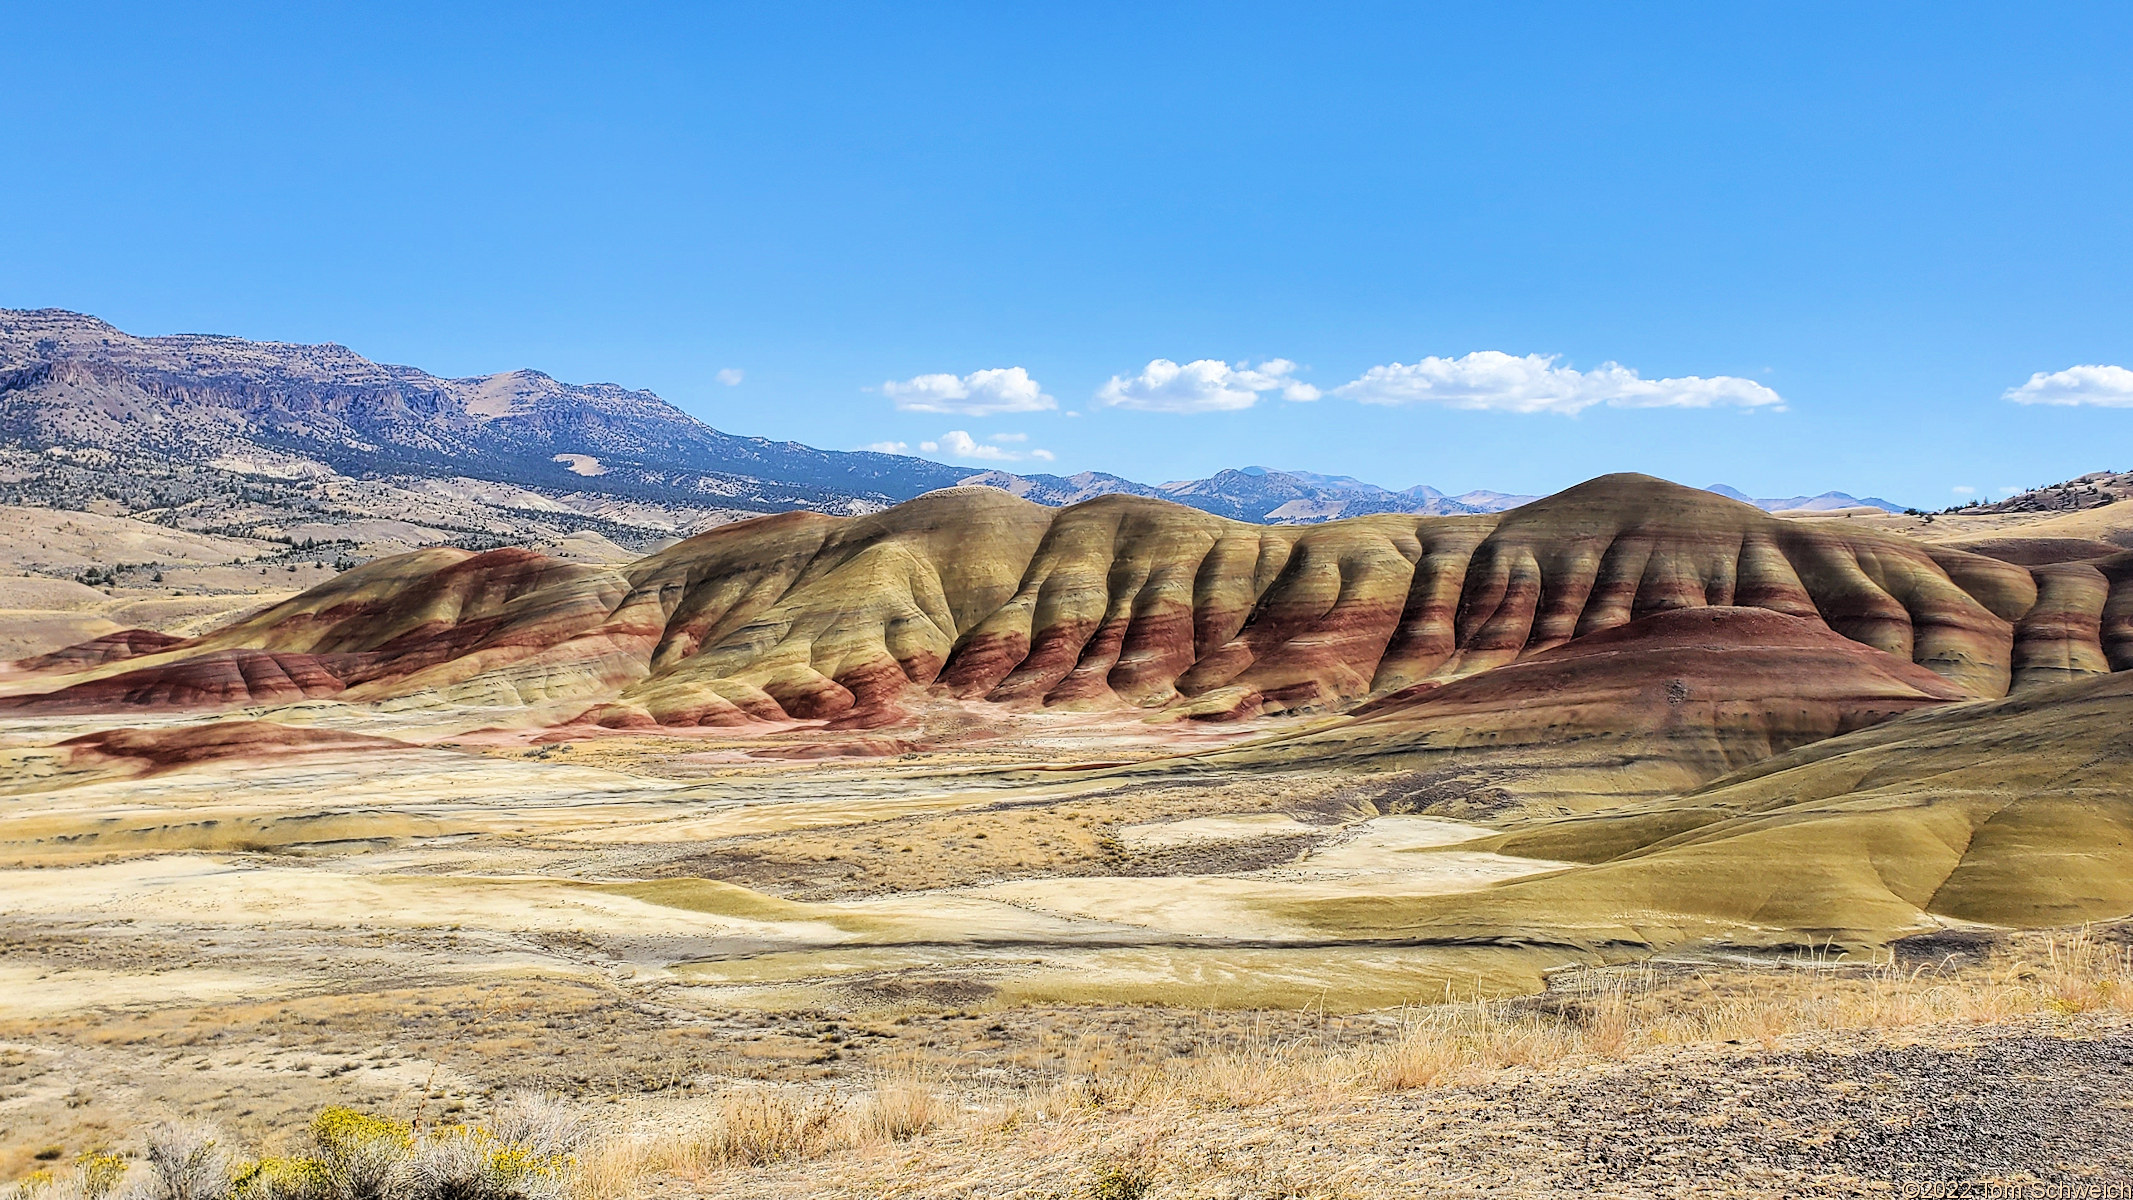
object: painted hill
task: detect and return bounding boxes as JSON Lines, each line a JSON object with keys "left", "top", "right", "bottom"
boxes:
{"left": 1218, "top": 605, "right": 1975, "bottom": 811}
{"left": 1282, "top": 668, "right": 2133, "bottom": 949}
{"left": 10, "top": 475, "right": 2113, "bottom": 739}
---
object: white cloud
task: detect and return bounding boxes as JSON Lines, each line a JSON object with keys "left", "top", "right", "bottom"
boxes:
{"left": 2004, "top": 364, "right": 2133, "bottom": 407}
{"left": 1331, "top": 352, "right": 1783, "bottom": 414}
{"left": 861, "top": 440, "right": 909, "bottom": 454}
{"left": 714, "top": 368, "right": 744, "bottom": 387}
{"left": 883, "top": 367, "right": 1055, "bottom": 416}
{"left": 1096, "top": 358, "right": 1320, "bottom": 413}
{"left": 916, "top": 430, "right": 1050, "bottom": 463}
{"left": 992, "top": 432, "right": 1029, "bottom": 442}
{"left": 1952, "top": 485, "right": 1977, "bottom": 495}
{"left": 1998, "top": 485, "right": 2022, "bottom": 495}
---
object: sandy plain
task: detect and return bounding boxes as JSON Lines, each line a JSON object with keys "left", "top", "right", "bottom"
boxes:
{"left": 0, "top": 691, "right": 1614, "bottom": 1178}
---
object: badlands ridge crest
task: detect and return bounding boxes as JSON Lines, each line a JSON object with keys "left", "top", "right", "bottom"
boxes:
{"left": 4, "top": 473, "right": 2120, "bottom": 733}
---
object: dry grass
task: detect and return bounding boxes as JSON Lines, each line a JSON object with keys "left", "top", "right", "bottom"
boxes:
{"left": 852, "top": 1067, "right": 948, "bottom": 1142}
{"left": 1330, "top": 929, "right": 2133, "bottom": 1096}
{"left": 687, "top": 1088, "right": 846, "bottom": 1168}
{"left": 569, "top": 1062, "right": 950, "bottom": 1193}
{"left": 564, "top": 929, "right": 2133, "bottom": 1196}
{"left": 937, "top": 930, "right": 2131, "bottom": 1124}
{"left": 7, "top": 930, "right": 2128, "bottom": 1200}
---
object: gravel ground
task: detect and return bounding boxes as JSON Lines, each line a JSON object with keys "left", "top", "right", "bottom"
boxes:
{"left": 1486, "top": 1027, "right": 2133, "bottom": 1194}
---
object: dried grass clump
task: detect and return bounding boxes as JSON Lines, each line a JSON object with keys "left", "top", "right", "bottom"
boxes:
{"left": 563, "top": 1138, "right": 654, "bottom": 1200}
{"left": 2039, "top": 928, "right": 2133, "bottom": 1013}
{"left": 852, "top": 1069, "right": 947, "bottom": 1143}
{"left": 687, "top": 1088, "right": 845, "bottom": 1169}
{"left": 622, "top": 1069, "right": 950, "bottom": 1191}
{"left": 1368, "top": 1006, "right": 1567, "bottom": 1091}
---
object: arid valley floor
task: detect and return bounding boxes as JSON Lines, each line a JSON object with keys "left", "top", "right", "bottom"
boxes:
{"left": 2, "top": 475, "right": 2131, "bottom": 1198}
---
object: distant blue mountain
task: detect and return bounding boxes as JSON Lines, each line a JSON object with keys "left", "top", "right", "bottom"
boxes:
{"left": 1704, "top": 484, "right": 1902, "bottom": 513}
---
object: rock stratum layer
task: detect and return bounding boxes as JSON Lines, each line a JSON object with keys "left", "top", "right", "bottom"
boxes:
{"left": 5, "top": 475, "right": 2125, "bottom": 732}
{"left": 1199, "top": 606, "right": 1976, "bottom": 811}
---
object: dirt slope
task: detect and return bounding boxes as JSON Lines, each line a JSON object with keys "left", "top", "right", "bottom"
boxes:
{"left": 1277, "top": 669, "right": 2133, "bottom": 948}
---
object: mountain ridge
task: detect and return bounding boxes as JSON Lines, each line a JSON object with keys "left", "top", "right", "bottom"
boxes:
{"left": 1703, "top": 483, "right": 1902, "bottom": 513}
{"left": 1, "top": 309, "right": 1913, "bottom": 539}
{"left": 954, "top": 466, "right": 1535, "bottom": 521}
{"left": 0, "top": 307, "right": 970, "bottom": 515}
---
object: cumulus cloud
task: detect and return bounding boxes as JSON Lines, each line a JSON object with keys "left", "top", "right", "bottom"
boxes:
{"left": 1096, "top": 358, "right": 1320, "bottom": 413}
{"left": 1330, "top": 352, "right": 1783, "bottom": 414}
{"left": 883, "top": 367, "right": 1054, "bottom": 416}
{"left": 714, "top": 368, "right": 744, "bottom": 387}
{"left": 916, "top": 430, "right": 1050, "bottom": 463}
{"left": 2003, "top": 364, "right": 2133, "bottom": 407}
{"left": 860, "top": 440, "right": 909, "bottom": 454}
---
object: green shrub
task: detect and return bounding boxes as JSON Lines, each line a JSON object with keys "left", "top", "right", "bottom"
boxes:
{"left": 301, "top": 1108, "right": 410, "bottom": 1200}
{"left": 230, "top": 1156, "right": 328, "bottom": 1200}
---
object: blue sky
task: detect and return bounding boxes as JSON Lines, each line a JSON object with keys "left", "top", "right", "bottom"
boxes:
{"left": 6, "top": 3, "right": 2132, "bottom": 507}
